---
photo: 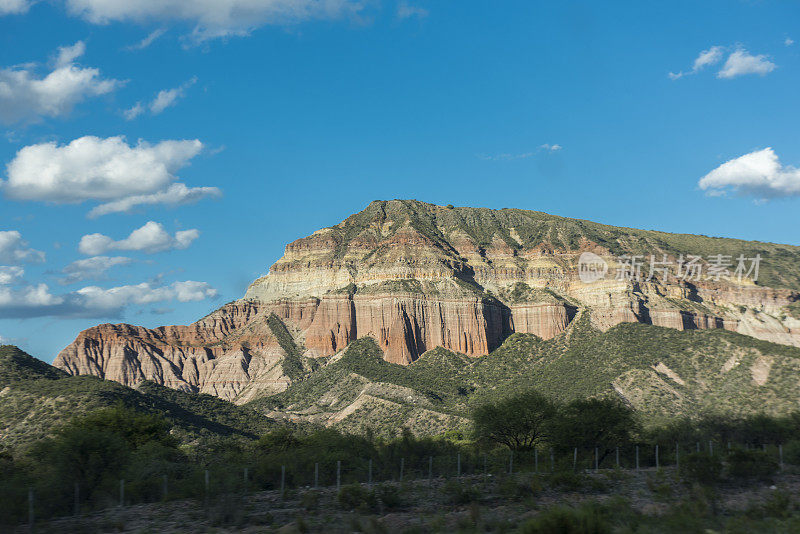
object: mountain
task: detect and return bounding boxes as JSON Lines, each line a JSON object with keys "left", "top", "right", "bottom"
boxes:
{"left": 51, "top": 200, "right": 800, "bottom": 431}
{"left": 0, "top": 344, "right": 281, "bottom": 450}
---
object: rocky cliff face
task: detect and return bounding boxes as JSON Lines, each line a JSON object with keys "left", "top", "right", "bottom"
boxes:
{"left": 54, "top": 200, "right": 800, "bottom": 403}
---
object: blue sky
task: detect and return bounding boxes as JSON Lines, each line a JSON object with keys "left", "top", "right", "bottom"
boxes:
{"left": 0, "top": 0, "right": 798, "bottom": 362}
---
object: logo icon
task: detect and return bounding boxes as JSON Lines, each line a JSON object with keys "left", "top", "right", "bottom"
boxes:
{"left": 578, "top": 252, "right": 608, "bottom": 283}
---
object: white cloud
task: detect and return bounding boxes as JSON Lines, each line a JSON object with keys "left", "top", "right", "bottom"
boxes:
{"left": 0, "top": 0, "right": 30, "bottom": 15}
{"left": 88, "top": 182, "right": 222, "bottom": 218}
{"left": 397, "top": 1, "right": 427, "bottom": 19}
{"left": 0, "top": 42, "right": 120, "bottom": 124}
{"left": 0, "top": 280, "right": 217, "bottom": 318}
{"left": 79, "top": 221, "right": 199, "bottom": 255}
{"left": 60, "top": 256, "right": 131, "bottom": 285}
{"left": 669, "top": 45, "right": 724, "bottom": 80}
{"left": 698, "top": 147, "right": 800, "bottom": 199}
{"left": 54, "top": 41, "right": 86, "bottom": 68}
{"left": 77, "top": 280, "right": 217, "bottom": 309}
{"left": 2, "top": 136, "right": 217, "bottom": 216}
{"left": 479, "top": 144, "right": 562, "bottom": 161}
{"left": 125, "top": 28, "right": 167, "bottom": 51}
{"left": 123, "top": 101, "right": 145, "bottom": 120}
{"left": 0, "top": 284, "right": 65, "bottom": 316}
{"left": 65, "top": 0, "right": 365, "bottom": 42}
{"left": 785, "top": 37, "right": 794, "bottom": 47}
{"left": 0, "top": 231, "right": 45, "bottom": 264}
{"left": 717, "top": 48, "right": 776, "bottom": 79}
{"left": 540, "top": 143, "right": 562, "bottom": 152}
{"left": 125, "top": 77, "right": 197, "bottom": 120}
{"left": 0, "top": 266, "right": 24, "bottom": 285}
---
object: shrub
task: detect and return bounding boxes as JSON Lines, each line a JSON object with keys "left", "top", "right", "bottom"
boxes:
{"left": 498, "top": 474, "right": 541, "bottom": 500}
{"left": 300, "top": 489, "right": 320, "bottom": 510}
{"left": 520, "top": 503, "right": 612, "bottom": 534}
{"left": 545, "top": 471, "right": 586, "bottom": 492}
{"left": 780, "top": 440, "right": 800, "bottom": 465}
{"left": 376, "top": 484, "right": 404, "bottom": 510}
{"left": 337, "top": 484, "right": 377, "bottom": 512}
{"left": 726, "top": 449, "right": 778, "bottom": 482}
{"left": 442, "top": 479, "right": 481, "bottom": 505}
{"left": 679, "top": 452, "right": 722, "bottom": 485}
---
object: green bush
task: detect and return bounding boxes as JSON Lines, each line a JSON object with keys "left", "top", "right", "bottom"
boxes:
{"left": 300, "top": 489, "right": 320, "bottom": 510}
{"left": 520, "top": 503, "right": 612, "bottom": 534}
{"left": 337, "top": 484, "right": 377, "bottom": 512}
{"left": 545, "top": 471, "right": 586, "bottom": 492}
{"left": 781, "top": 440, "right": 800, "bottom": 465}
{"left": 498, "top": 474, "right": 541, "bottom": 500}
{"left": 442, "top": 479, "right": 481, "bottom": 505}
{"left": 726, "top": 450, "right": 778, "bottom": 482}
{"left": 679, "top": 452, "right": 722, "bottom": 485}
{"left": 376, "top": 484, "right": 404, "bottom": 510}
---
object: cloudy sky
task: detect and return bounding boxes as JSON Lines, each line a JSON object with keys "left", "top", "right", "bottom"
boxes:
{"left": 1, "top": 1, "right": 798, "bottom": 360}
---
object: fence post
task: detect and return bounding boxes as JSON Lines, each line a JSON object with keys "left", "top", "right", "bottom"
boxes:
{"left": 74, "top": 481, "right": 79, "bottom": 516}
{"left": 727, "top": 441, "right": 731, "bottom": 451}
{"left": 336, "top": 460, "right": 341, "bottom": 491}
{"left": 709, "top": 441, "right": 713, "bottom": 455}
{"left": 616, "top": 446, "right": 620, "bottom": 468}
{"left": 635, "top": 446, "right": 639, "bottom": 471}
{"left": 534, "top": 448, "right": 538, "bottom": 473}
{"left": 483, "top": 453, "right": 487, "bottom": 475}
{"left": 280, "top": 465, "right": 285, "bottom": 500}
{"left": 428, "top": 456, "right": 433, "bottom": 486}
{"left": 368, "top": 458, "right": 373, "bottom": 486}
{"left": 550, "top": 449, "right": 554, "bottom": 472}
{"left": 457, "top": 453, "right": 461, "bottom": 477}
{"left": 595, "top": 447, "right": 600, "bottom": 472}
{"left": 28, "top": 488, "right": 34, "bottom": 531}
{"left": 779, "top": 444, "right": 784, "bottom": 470}
{"left": 204, "top": 470, "right": 209, "bottom": 509}
{"left": 655, "top": 445, "right": 659, "bottom": 469}
{"left": 400, "top": 457, "right": 405, "bottom": 481}
{"left": 314, "top": 463, "right": 319, "bottom": 489}
{"left": 509, "top": 451, "right": 514, "bottom": 475}
{"left": 573, "top": 447, "right": 578, "bottom": 471}
{"left": 675, "top": 443, "right": 679, "bottom": 470}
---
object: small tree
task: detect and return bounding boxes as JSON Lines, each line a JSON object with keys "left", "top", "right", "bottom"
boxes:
{"left": 551, "top": 398, "right": 637, "bottom": 462}
{"left": 473, "top": 390, "right": 557, "bottom": 451}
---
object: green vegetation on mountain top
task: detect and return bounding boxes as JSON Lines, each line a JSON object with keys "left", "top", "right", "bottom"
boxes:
{"left": 325, "top": 200, "right": 800, "bottom": 289}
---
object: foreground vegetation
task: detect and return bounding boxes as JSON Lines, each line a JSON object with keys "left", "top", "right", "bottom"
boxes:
{"left": 4, "top": 342, "right": 800, "bottom": 531}
{"left": 3, "top": 388, "right": 800, "bottom": 530}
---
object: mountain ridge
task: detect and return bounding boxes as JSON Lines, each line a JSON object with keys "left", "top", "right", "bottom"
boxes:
{"left": 51, "top": 200, "right": 800, "bottom": 426}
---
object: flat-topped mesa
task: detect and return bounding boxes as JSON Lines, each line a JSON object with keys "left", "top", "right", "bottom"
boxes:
{"left": 55, "top": 200, "right": 800, "bottom": 400}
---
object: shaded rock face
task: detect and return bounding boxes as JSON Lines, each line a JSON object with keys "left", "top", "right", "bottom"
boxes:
{"left": 55, "top": 200, "right": 800, "bottom": 400}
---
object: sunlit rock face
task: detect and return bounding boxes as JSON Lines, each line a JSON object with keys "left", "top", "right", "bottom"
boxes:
{"left": 55, "top": 200, "right": 800, "bottom": 400}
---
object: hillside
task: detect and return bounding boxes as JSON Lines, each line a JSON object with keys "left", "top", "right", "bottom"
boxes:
{"left": 0, "top": 345, "right": 282, "bottom": 451}
{"left": 245, "top": 312, "right": 800, "bottom": 436}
